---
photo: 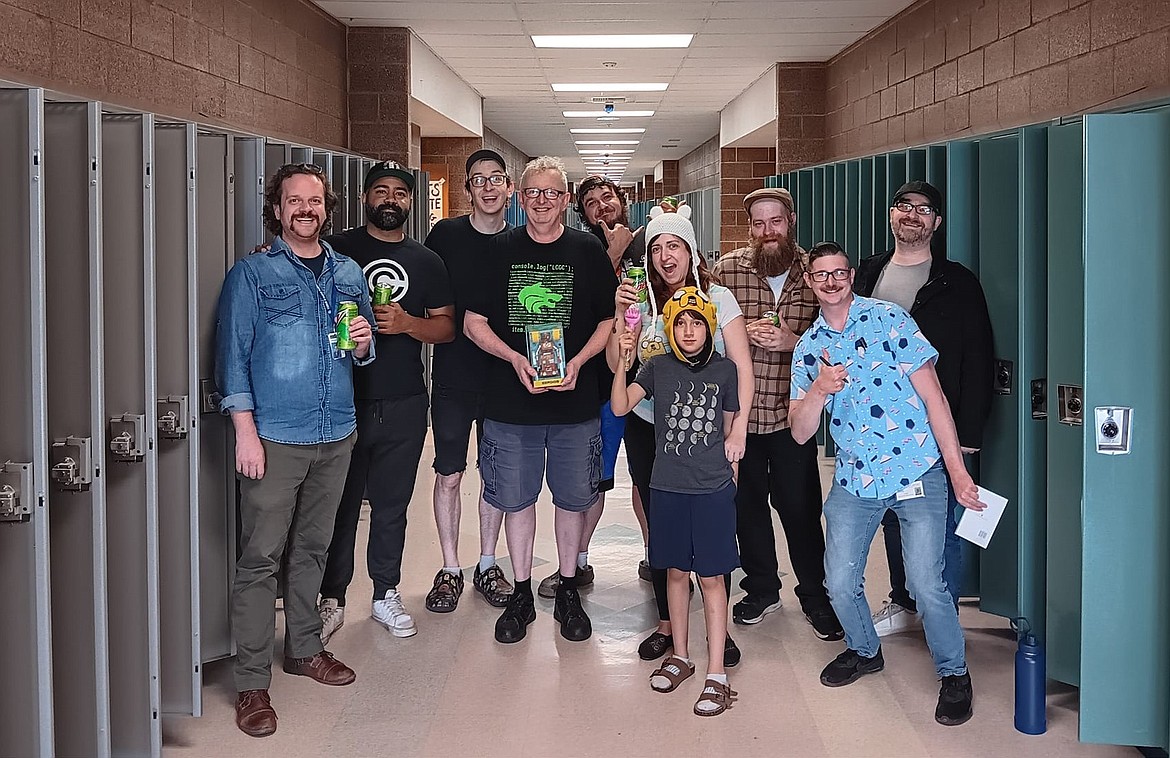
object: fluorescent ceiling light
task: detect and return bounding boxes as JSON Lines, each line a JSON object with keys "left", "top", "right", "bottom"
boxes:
{"left": 533, "top": 34, "right": 693, "bottom": 49}
{"left": 575, "top": 140, "right": 640, "bottom": 145}
{"left": 552, "top": 82, "right": 668, "bottom": 92}
{"left": 571, "top": 128, "right": 646, "bottom": 134}
{"left": 563, "top": 110, "right": 654, "bottom": 118}
{"left": 596, "top": 117, "right": 622, "bottom": 122}
{"left": 579, "top": 149, "right": 635, "bottom": 154}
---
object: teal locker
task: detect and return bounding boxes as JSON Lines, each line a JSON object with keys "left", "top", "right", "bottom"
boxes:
{"left": 1078, "top": 112, "right": 1170, "bottom": 750}
{"left": 832, "top": 163, "right": 846, "bottom": 247}
{"left": 872, "top": 155, "right": 889, "bottom": 250}
{"left": 844, "top": 161, "right": 860, "bottom": 264}
{"left": 811, "top": 166, "right": 825, "bottom": 244}
{"left": 859, "top": 157, "right": 875, "bottom": 256}
{"left": 945, "top": 141, "right": 979, "bottom": 272}
{"left": 1045, "top": 121, "right": 1084, "bottom": 686}
{"left": 796, "top": 169, "right": 813, "bottom": 250}
{"left": 976, "top": 129, "right": 1048, "bottom": 626}
{"left": 907, "top": 147, "right": 926, "bottom": 181}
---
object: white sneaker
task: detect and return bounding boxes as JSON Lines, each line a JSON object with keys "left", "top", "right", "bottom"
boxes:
{"left": 871, "top": 601, "right": 922, "bottom": 637}
{"left": 319, "top": 598, "right": 344, "bottom": 645}
{"left": 372, "top": 589, "right": 417, "bottom": 638}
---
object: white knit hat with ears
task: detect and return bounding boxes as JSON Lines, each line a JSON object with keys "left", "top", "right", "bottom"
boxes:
{"left": 644, "top": 202, "right": 703, "bottom": 327}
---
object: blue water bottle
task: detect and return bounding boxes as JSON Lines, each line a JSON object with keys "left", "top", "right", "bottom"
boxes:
{"left": 1013, "top": 617, "right": 1047, "bottom": 735}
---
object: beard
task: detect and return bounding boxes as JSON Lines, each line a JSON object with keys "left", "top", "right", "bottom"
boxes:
{"left": 588, "top": 206, "right": 630, "bottom": 235}
{"left": 892, "top": 218, "right": 933, "bottom": 246}
{"left": 748, "top": 231, "right": 798, "bottom": 277}
{"left": 366, "top": 201, "right": 408, "bottom": 231}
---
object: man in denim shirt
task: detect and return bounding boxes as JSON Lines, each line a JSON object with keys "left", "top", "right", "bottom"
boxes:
{"left": 216, "top": 164, "right": 374, "bottom": 738}
{"left": 788, "top": 242, "right": 982, "bottom": 727}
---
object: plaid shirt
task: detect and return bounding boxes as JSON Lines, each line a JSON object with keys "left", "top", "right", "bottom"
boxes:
{"left": 712, "top": 247, "right": 819, "bottom": 434}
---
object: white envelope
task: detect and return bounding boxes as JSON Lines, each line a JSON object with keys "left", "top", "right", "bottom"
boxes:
{"left": 955, "top": 487, "right": 1008, "bottom": 549}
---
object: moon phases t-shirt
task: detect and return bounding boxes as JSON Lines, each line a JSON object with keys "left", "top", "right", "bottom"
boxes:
{"left": 634, "top": 352, "right": 740, "bottom": 495}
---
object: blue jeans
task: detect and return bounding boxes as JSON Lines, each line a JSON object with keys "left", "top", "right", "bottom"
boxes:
{"left": 883, "top": 475, "right": 963, "bottom": 610}
{"left": 823, "top": 463, "right": 967, "bottom": 678}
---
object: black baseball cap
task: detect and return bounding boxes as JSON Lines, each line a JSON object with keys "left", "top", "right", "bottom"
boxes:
{"left": 364, "top": 160, "right": 415, "bottom": 192}
{"left": 465, "top": 148, "right": 507, "bottom": 175}
{"left": 892, "top": 180, "right": 943, "bottom": 215}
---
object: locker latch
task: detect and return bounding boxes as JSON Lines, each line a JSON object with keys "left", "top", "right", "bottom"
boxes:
{"left": 158, "top": 395, "right": 190, "bottom": 439}
{"left": 1030, "top": 379, "right": 1047, "bottom": 420}
{"left": 51, "top": 436, "right": 94, "bottom": 491}
{"left": 200, "top": 379, "right": 223, "bottom": 415}
{"left": 994, "top": 359, "right": 1013, "bottom": 395}
{"left": 0, "top": 461, "right": 33, "bottom": 523}
{"left": 108, "top": 413, "right": 146, "bottom": 461}
{"left": 1057, "top": 384, "right": 1084, "bottom": 426}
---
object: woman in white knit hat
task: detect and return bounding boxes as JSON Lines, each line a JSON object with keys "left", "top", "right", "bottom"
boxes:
{"left": 605, "top": 200, "right": 755, "bottom": 668}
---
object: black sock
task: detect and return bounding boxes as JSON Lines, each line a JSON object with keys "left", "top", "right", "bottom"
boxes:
{"left": 558, "top": 573, "right": 577, "bottom": 590}
{"left": 515, "top": 578, "right": 532, "bottom": 597}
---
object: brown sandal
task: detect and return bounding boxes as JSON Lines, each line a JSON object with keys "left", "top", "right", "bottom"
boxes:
{"left": 650, "top": 655, "right": 695, "bottom": 692}
{"left": 693, "top": 678, "right": 738, "bottom": 716}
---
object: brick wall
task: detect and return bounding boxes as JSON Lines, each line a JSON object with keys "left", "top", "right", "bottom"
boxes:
{"left": 777, "top": 63, "right": 828, "bottom": 173}
{"left": 421, "top": 136, "right": 482, "bottom": 219}
{"left": 410, "top": 123, "right": 422, "bottom": 168}
{"left": 679, "top": 136, "right": 721, "bottom": 193}
{"left": 348, "top": 27, "right": 411, "bottom": 163}
{"left": 825, "top": 0, "right": 1170, "bottom": 161}
{"left": 483, "top": 128, "right": 529, "bottom": 179}
{"left": 0, "top": 0, "right": 347, "bottom": 148}
{"left": 719, "top": 147, "right": 777, "bottom": 254}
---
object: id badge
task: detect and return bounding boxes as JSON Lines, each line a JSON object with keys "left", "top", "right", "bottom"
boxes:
{"left": 895, "top": 480, "right": 925, "bottom": 501}
{"left": 328, "top": 332, "right": 345, "bottom": 361}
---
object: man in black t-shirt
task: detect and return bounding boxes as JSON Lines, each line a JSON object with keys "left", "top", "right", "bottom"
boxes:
{"left": 422, "top": 149, "right": 515, "bottom": 615}
{"left": 317, "top": 161, "right": 455, "bottom": 644}
{"left": 464, "top": 156, "right": 617, "bottom": 645}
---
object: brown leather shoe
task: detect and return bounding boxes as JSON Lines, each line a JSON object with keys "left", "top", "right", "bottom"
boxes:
{"left": 235, "top": 689, "right": 277, "bottom": 737}
{"left": 282, "top": 650, "right": 356, "bottom": 686}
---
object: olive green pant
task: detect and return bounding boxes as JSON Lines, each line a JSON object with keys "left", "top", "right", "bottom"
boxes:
{"left": 232, "top": 432, "right": 356, "bottom": 692}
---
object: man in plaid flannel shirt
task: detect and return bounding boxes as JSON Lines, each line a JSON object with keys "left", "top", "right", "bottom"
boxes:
{"left": 712, "top": 187, "right": 843, "bottom": 641}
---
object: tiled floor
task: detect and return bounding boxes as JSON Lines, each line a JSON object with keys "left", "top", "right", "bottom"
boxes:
{"left": 164, "top": 445, "right": 1133, "bottom": 757}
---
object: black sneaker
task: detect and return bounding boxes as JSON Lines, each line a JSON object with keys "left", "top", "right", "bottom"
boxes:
{"left": 805, "top": 606, "right": 845, "bottom": 641}
{"left": 732, "top": 595, "right": 782, "bottom": 625}
{"left": 638, "top": 631, "right": 673, "bottom": 660}
{"left": 724, "top": 635, "right": 741, "bottom": 668}
{"left": 553, "top": 585, "right": 592, "bottom": 641}
{"left": 493, "top": 591, "right": 536, "bottom": 644}
{"left": 819, "top": 648, "right": 885, "bottom": 687}
{"left": 935, "top": 672, "right": 974, "bottom": 726}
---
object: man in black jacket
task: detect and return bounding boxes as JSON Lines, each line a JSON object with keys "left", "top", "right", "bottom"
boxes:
{"left": 852, "top": 180, "right": 993, "bottom": 636}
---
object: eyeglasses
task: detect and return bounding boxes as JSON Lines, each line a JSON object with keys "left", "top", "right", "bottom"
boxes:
{"left": 470, "top": 174, "right": 509, "bottom": 187}
{"left": 808, "top": 269, "right": 852, "bottom": 282}
{"left": 521, "top": 187, "right": 569, "bottom": 200}
{"left": 892, "top": 201, "right": 936, "bottom": 216}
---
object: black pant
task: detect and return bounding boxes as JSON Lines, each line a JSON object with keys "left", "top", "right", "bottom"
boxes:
{"left": 735, "top": 429, "right": 832, "bottom": 613}
{"left": 320, "top": 394, "right": 429, "bottom": 605}
{"left": 625, "top": 414, "right": 731, "bottom": 621}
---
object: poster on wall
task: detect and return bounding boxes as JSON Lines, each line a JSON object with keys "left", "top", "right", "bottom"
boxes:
{"left": 422, "top": 163, "right": 448, "bottom": 227}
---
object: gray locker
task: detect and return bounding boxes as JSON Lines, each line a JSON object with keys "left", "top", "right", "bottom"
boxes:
{"left": 347, "top": 156, "right": 363, "bottom": 229}
{"left": 101, "top": 112, "right": 162, "bottom": 757}
{"left": 0, "top": 86, "right": 54, "bottom": 758}
{"left": 233, "top": 136, "right": 266, "bottom": 254}
{"left": 43, "top": 98, "right": 111, "bottom": 758}
{"left": 331, "top": 154, "right": 349, "bottom": 229}
{"left": 153, "top": 122, "right": 202, "bottom": 716}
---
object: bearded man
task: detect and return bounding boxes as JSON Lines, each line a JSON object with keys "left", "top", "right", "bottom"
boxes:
{"left": 711, "top": 187, "right": 843, "bottom": 641}
{"left": 317, "top": 161, "right": 455, "bottom": 642}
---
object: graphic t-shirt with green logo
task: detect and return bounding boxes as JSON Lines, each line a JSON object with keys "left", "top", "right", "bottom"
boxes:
{"left": 469, "top": 225, "right": 617, "bottom": 425}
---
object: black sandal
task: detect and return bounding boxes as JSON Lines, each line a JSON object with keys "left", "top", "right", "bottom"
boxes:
{"left": 424, "top": 569, "right": 465, "bottom": 613}
{"left": 638, "top": 631, "right": 673, "bottom": 660}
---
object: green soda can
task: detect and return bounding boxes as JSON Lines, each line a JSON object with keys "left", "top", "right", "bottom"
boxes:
{"left": 373, "top": 283, "right": 394, "bottom": 306}
{"left": 627, "top": 266, "right": 648, "bottom": 304}
{"left": 762, "top": 310, "right": 780, "bottom": 326}
{"left": 336, "top": 301, "right": 359, "bottom": 351}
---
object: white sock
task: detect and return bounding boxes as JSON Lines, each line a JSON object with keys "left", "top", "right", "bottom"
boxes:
{"left": 650, "top": 656, "right": 693, "bottom": 691}
{"left": 577, "top": 551, "right": 589, "bottom": 569}
{"left": 443, "top": 566, "right": 461, "bottom": 574}
{"left": 695, "top": 674, "right": 731, "bottom": 714}
{"left": 707, "top": 673, "right": 728, "bottom": 685}
{"left": 479, "top": 555, "right": 495, "bottom": 572}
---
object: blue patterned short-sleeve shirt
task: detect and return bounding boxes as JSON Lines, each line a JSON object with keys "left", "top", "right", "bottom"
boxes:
{"left": 791, "top": 296, "right": 941, "bottom": 499}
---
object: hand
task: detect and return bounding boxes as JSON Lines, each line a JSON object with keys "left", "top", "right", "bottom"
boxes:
{"left": 960, "top": 446, "right": 980, "bottom": 455}
{"left": 618, "top": 330, "right": 637, "bottom": 369}
{"left": 601, "top": 221, "right": 636, "bottom": 261}
{"left": 724, "top": 431, "right": 746, "bottom": 464}
{"left": 950, "top": 468, "right": 985, "bottom": 511}
{"left": 251, "top": 243, "right": 272, "bottom": 254}
{"left": 509, "top": 352, "right": 545, "bottom": 394}
{"left": 615, "top": 278, "right": 639, "bottom": 311}
{"left": 373, "top": 302, "right": 411, "bottom": 335}
{"left": 745, "top": 319, "right": 799, "bottom": 351}
{"left": 812, "top": 349, "right": 848, "bottom": 395}
{"left": 349, "top": 315, "right": 373, "bottom": 357}
{"left": 551, "top": 358, "right": 580, "bottom": 392}
{"left": 235, "top": 433, "right": 265, "bottom": 480}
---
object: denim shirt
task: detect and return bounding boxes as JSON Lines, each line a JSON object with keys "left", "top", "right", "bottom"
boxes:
{"left": 215, "top": 237, "right": 376, "bottom": 445}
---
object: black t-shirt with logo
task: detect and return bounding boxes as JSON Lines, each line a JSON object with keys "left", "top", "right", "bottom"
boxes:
{"left": 467, "top": 226, "right": 616, "bottom": 425}
{"left": 326, "top": 227, "right": 453, "bottom": 399}
{"left": 424, "top": 215, "right": 510, "bottom": 392}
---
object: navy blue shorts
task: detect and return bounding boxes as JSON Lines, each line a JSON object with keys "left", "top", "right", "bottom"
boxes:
{"left": 480, "top": 419, "right": 601, "bottom": 513}
{"left": 648, "top": 482, "right": 739, "bottom": 577}
{"left": 599, "top": 400, "right": 626, "bottom": 493}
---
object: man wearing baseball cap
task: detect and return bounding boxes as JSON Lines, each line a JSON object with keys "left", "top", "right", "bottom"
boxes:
{"left": 853, "top": 180, "right": 993, "bottom": 636}
{"left": 423, "top": 148, "right": 517, "bottom": 615}
{"left": 316, "top": 160, "right": 455, "bottom": 644}
{"left": 712, "top": 187, "right": 843, "bottom": 641}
